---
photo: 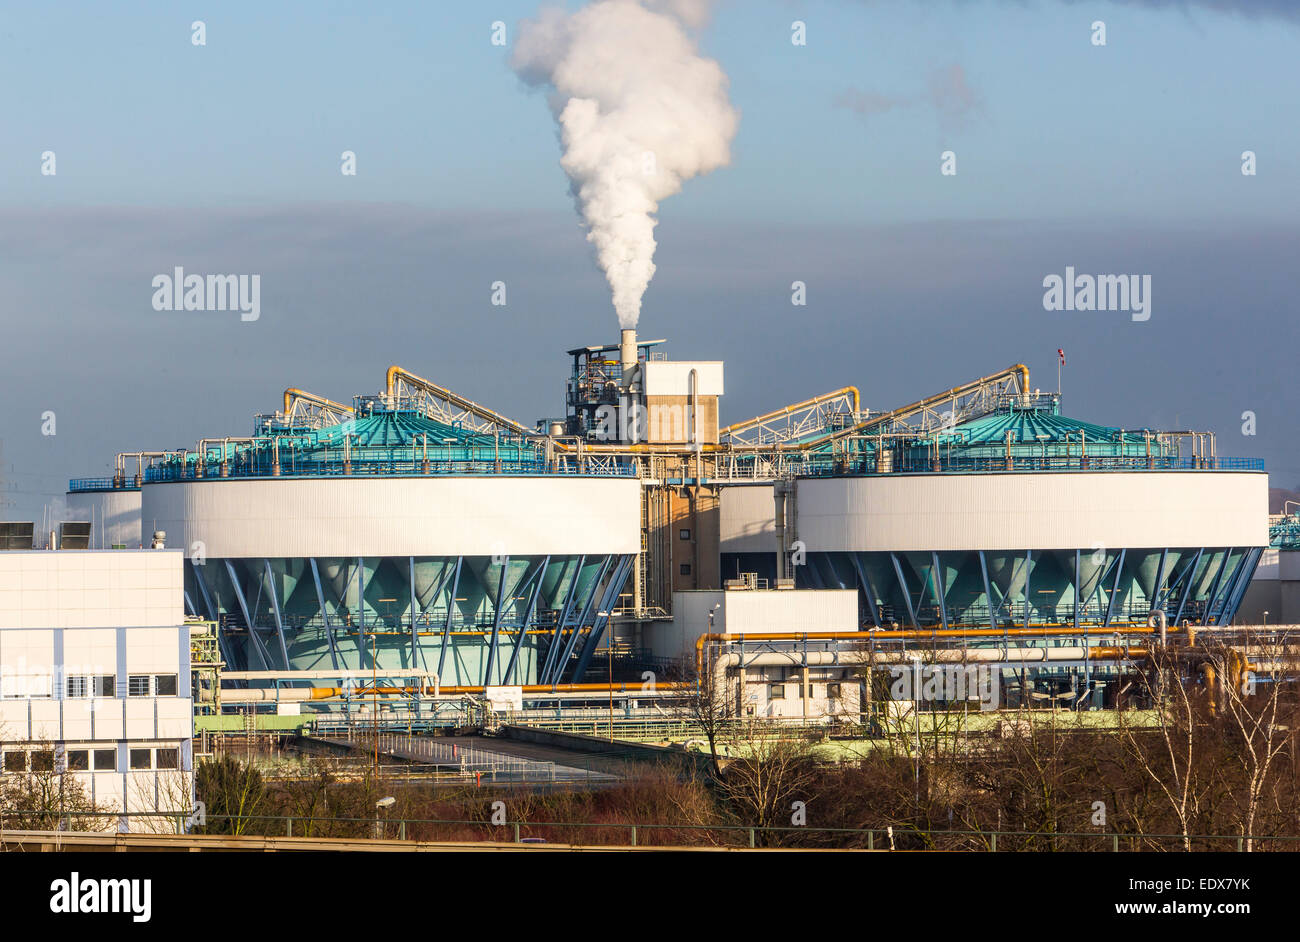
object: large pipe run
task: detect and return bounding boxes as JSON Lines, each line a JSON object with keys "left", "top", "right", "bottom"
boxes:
{"left": 221, "top": 681, "right": 690, "bottom": 703}
{"left": 694, "top": 629, "right": 1158, "bottom": 675}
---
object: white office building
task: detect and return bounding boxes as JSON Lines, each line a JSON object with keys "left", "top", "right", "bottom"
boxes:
{"left": 0, "top": 550, "right": 193, "bottom": 831}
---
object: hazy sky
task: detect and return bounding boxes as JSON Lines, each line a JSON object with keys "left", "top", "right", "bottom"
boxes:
{"left": 1, "top": 0, "right": 1297, "bottom": 519}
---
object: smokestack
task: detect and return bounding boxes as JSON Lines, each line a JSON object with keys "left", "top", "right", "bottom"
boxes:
{"left": 512, "top": 0, "right": 738, "bottom": 331}
{"left": 620, "top": 328, "right": 638, "bottom": 384}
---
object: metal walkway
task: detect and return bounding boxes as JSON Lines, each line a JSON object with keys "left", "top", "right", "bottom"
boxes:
{"left": 314, "top": 731, "right": 617, "bottom": 784}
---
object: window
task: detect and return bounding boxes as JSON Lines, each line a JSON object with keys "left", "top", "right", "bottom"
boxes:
{"left": 31, "top": 750, "right": 54, "bottom": 772}
{"left": 155, "top": 749, "right": 179, "bottom": 770}
{"left": 679, "top": 563, "right": 691, "bottom": 576}
{"left": 827, "top": 683, "right": 842, "bottom": 699}
{"left": 3, "top": 674, "right": 52, "bottom": 698}
{"left": 92, "top": 748, "right": 117, "bottom": 771}
{"left": 67, "top": 750, "right": 89, "bottom": 772}
{"left": 679, "top": 528, "right": 691, "bottom": 540}
{"left": 770, "top": 683, "right": 786, "bottom": 700}
{"left": 3, "top": 752, "right": 26, "bottom": 773}
{"left": 129, "top": 749, "right": 152, "bottom": 770}
{"left": 128, "top": 675, "right": 151, "bottom": 697}
{"left": 93, "top": 675, "right": 115, "bottom": 697}
{"left": 66, "top": 675, "right": 89, "bottom": 698}
{"left": 154, "top": 674, "right": 178, "bottom": 697}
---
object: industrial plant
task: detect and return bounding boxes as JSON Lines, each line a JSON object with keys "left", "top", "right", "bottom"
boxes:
{"left": 48, "top": 327, "right": 1270, "bottom": 742}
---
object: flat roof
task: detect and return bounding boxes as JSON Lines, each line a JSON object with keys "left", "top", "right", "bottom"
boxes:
{"left": 566, "top": 338, "right": 667, "bottom": 356}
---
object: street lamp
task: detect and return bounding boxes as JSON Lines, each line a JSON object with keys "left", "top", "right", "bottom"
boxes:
{"left": 1263, "top": 610, "right": 1269, "bottom": 628}
{"left": 374, "top": 796, "right": 395, "bottom": 839}
{"left": 598, "top": 611, "right": 614, "bottom": 741}
{"left": 910, "top": 654, "right": 922, "bottom": 806}
{"left": 705, "top": 602, "right": 724, "bottom": 708}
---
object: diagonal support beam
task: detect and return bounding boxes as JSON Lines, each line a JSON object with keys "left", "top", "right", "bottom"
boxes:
{"left": 540, "top": 556, "right": 584, "bottom": 684}
{"left": 309, "top": 557, "right": 340, "bottom": 671}
{"left": 505, "top": 556, "right": 550, "bottom": 685}
{"left": 932, "top": 551, "right": 949, "bottom": 631}
{"left": 848, "top": 554, "right": 881, "bottom": 629}
{"left": 437, "top": 557, "right": 463, "bottom": 680}
{"left": 571, "top": 555, "right": 635, "bottom": 682}
{"left": 1172, "top": 548, "right": 1204, "bottom": 627}
{"left": 890, "top": 553, "right": 919, "bottom": 629}
{"left": 551, "top": 556, "right": 613, "bottom": 687}
{"left": 264, "top": 558, "right": 292, "bottom": 670}
{"left": 225, "top": 560, "right": 271, "bottom": 671}
{"left": 484, "top": 557, "right": 512, "bottom": 686}
{"left": 1103, "top": 549, "right": 1126, "bottom": 629}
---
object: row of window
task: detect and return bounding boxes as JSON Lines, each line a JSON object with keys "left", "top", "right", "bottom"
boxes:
{"left": 770, "top": 683, "right": 844, "bottom": 700}
{"left": 3, "top": 673, "right": 181, "bottom": 700}
{"left": 66, "top": 673, "right": 178, "bottom": 698}
{"left": 2, "top": 745, "right": 181, "bottom": 773}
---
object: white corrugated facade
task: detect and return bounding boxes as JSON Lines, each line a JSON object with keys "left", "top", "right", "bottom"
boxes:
{"left": 63, "top": 489, "right": 144, "bottom": 550}
{"left": 722, "top": 471, "right": 1268, "bottom": 553}
{"left": 141, "top": 475, "right": 641, "bottom": 558}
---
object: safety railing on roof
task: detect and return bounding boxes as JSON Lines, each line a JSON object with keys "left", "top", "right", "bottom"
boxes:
{"left": 68, "top": 477, "right": 136, "bottom": 492}
{"left": 799, "top": 454, "right": 1263, "bottom": 476}
{"left": 141, "top": 455, "right": 636, "bottom": 482}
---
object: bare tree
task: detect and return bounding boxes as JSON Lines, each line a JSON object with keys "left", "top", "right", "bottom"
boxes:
{"left": 680, "top": 648, "right": 740, "bottom": 777}
{"left": 1115, "top": 648, "right": 1211, "bottom": 850}
{"left": 1207, "top": 632, "right": 1296, "bottom": 851}
{"left": 710, "top": 720, "right": 820, "bottom": 846}
{"left": 0, "top": 741, "right": 114, "bottom": 832}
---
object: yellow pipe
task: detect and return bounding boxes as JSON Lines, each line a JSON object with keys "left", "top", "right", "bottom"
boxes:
{"left": 813, "top": 363, "right": 1034, "bottom": 448}
{"left": 283, "top": 388, "right": 354, "bottom": 418}
{"left": 720, "top": 386, "right": 862, "bottom": 437}
{"left": 384, "top": 366, "right": 532, "bottom": 437}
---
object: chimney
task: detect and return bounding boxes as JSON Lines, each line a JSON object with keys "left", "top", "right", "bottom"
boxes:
{"left": 619, "top": 328, "right": 638, "bottom": 388}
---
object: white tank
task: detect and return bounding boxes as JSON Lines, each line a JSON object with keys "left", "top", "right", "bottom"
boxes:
{"left": 140, "top": 475, "right": 640, "bottom": 559}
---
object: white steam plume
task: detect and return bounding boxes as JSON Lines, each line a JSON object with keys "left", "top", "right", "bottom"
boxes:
{"left": 512, "top": 0, "right": 739, "bottom": 328}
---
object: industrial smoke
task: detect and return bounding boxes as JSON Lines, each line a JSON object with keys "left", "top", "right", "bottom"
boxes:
{"left": 512, "top": 0, "right": 739, "bottom": 328}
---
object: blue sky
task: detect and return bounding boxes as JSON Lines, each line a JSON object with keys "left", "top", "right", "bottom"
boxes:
{"left": 1, "top": 0, "right": 1298, "bottom": 517}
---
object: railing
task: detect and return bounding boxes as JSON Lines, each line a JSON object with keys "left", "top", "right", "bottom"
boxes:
{"left": 67, "top": 477, "right": 136, "bottom": 492}
{"left": 4, "top": 810, "right": 1296, "bottom": 851}
{"left": 800, "top": 454, "right": 1264, "bottom": 476}
{"left": 311, "top": 729, "right": 616, "bottom": 784}
{"left": 141, "top": 455, "right": 637, "bottom": 482}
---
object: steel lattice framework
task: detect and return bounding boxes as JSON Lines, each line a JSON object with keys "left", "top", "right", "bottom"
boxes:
{"left": 720, "top": 387, "right": 862, "bottom": 446}
{"left": 385, "top": 366, "right": 533, "bottom": 438}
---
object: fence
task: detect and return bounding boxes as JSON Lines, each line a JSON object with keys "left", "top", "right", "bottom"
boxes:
{"left": 2, "top": 810, "right": 1296, "bottom": 851}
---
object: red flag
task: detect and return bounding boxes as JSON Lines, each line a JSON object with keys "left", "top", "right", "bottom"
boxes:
{"left": 1057, "top": 348, "right": 1065, "bottom": 366}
